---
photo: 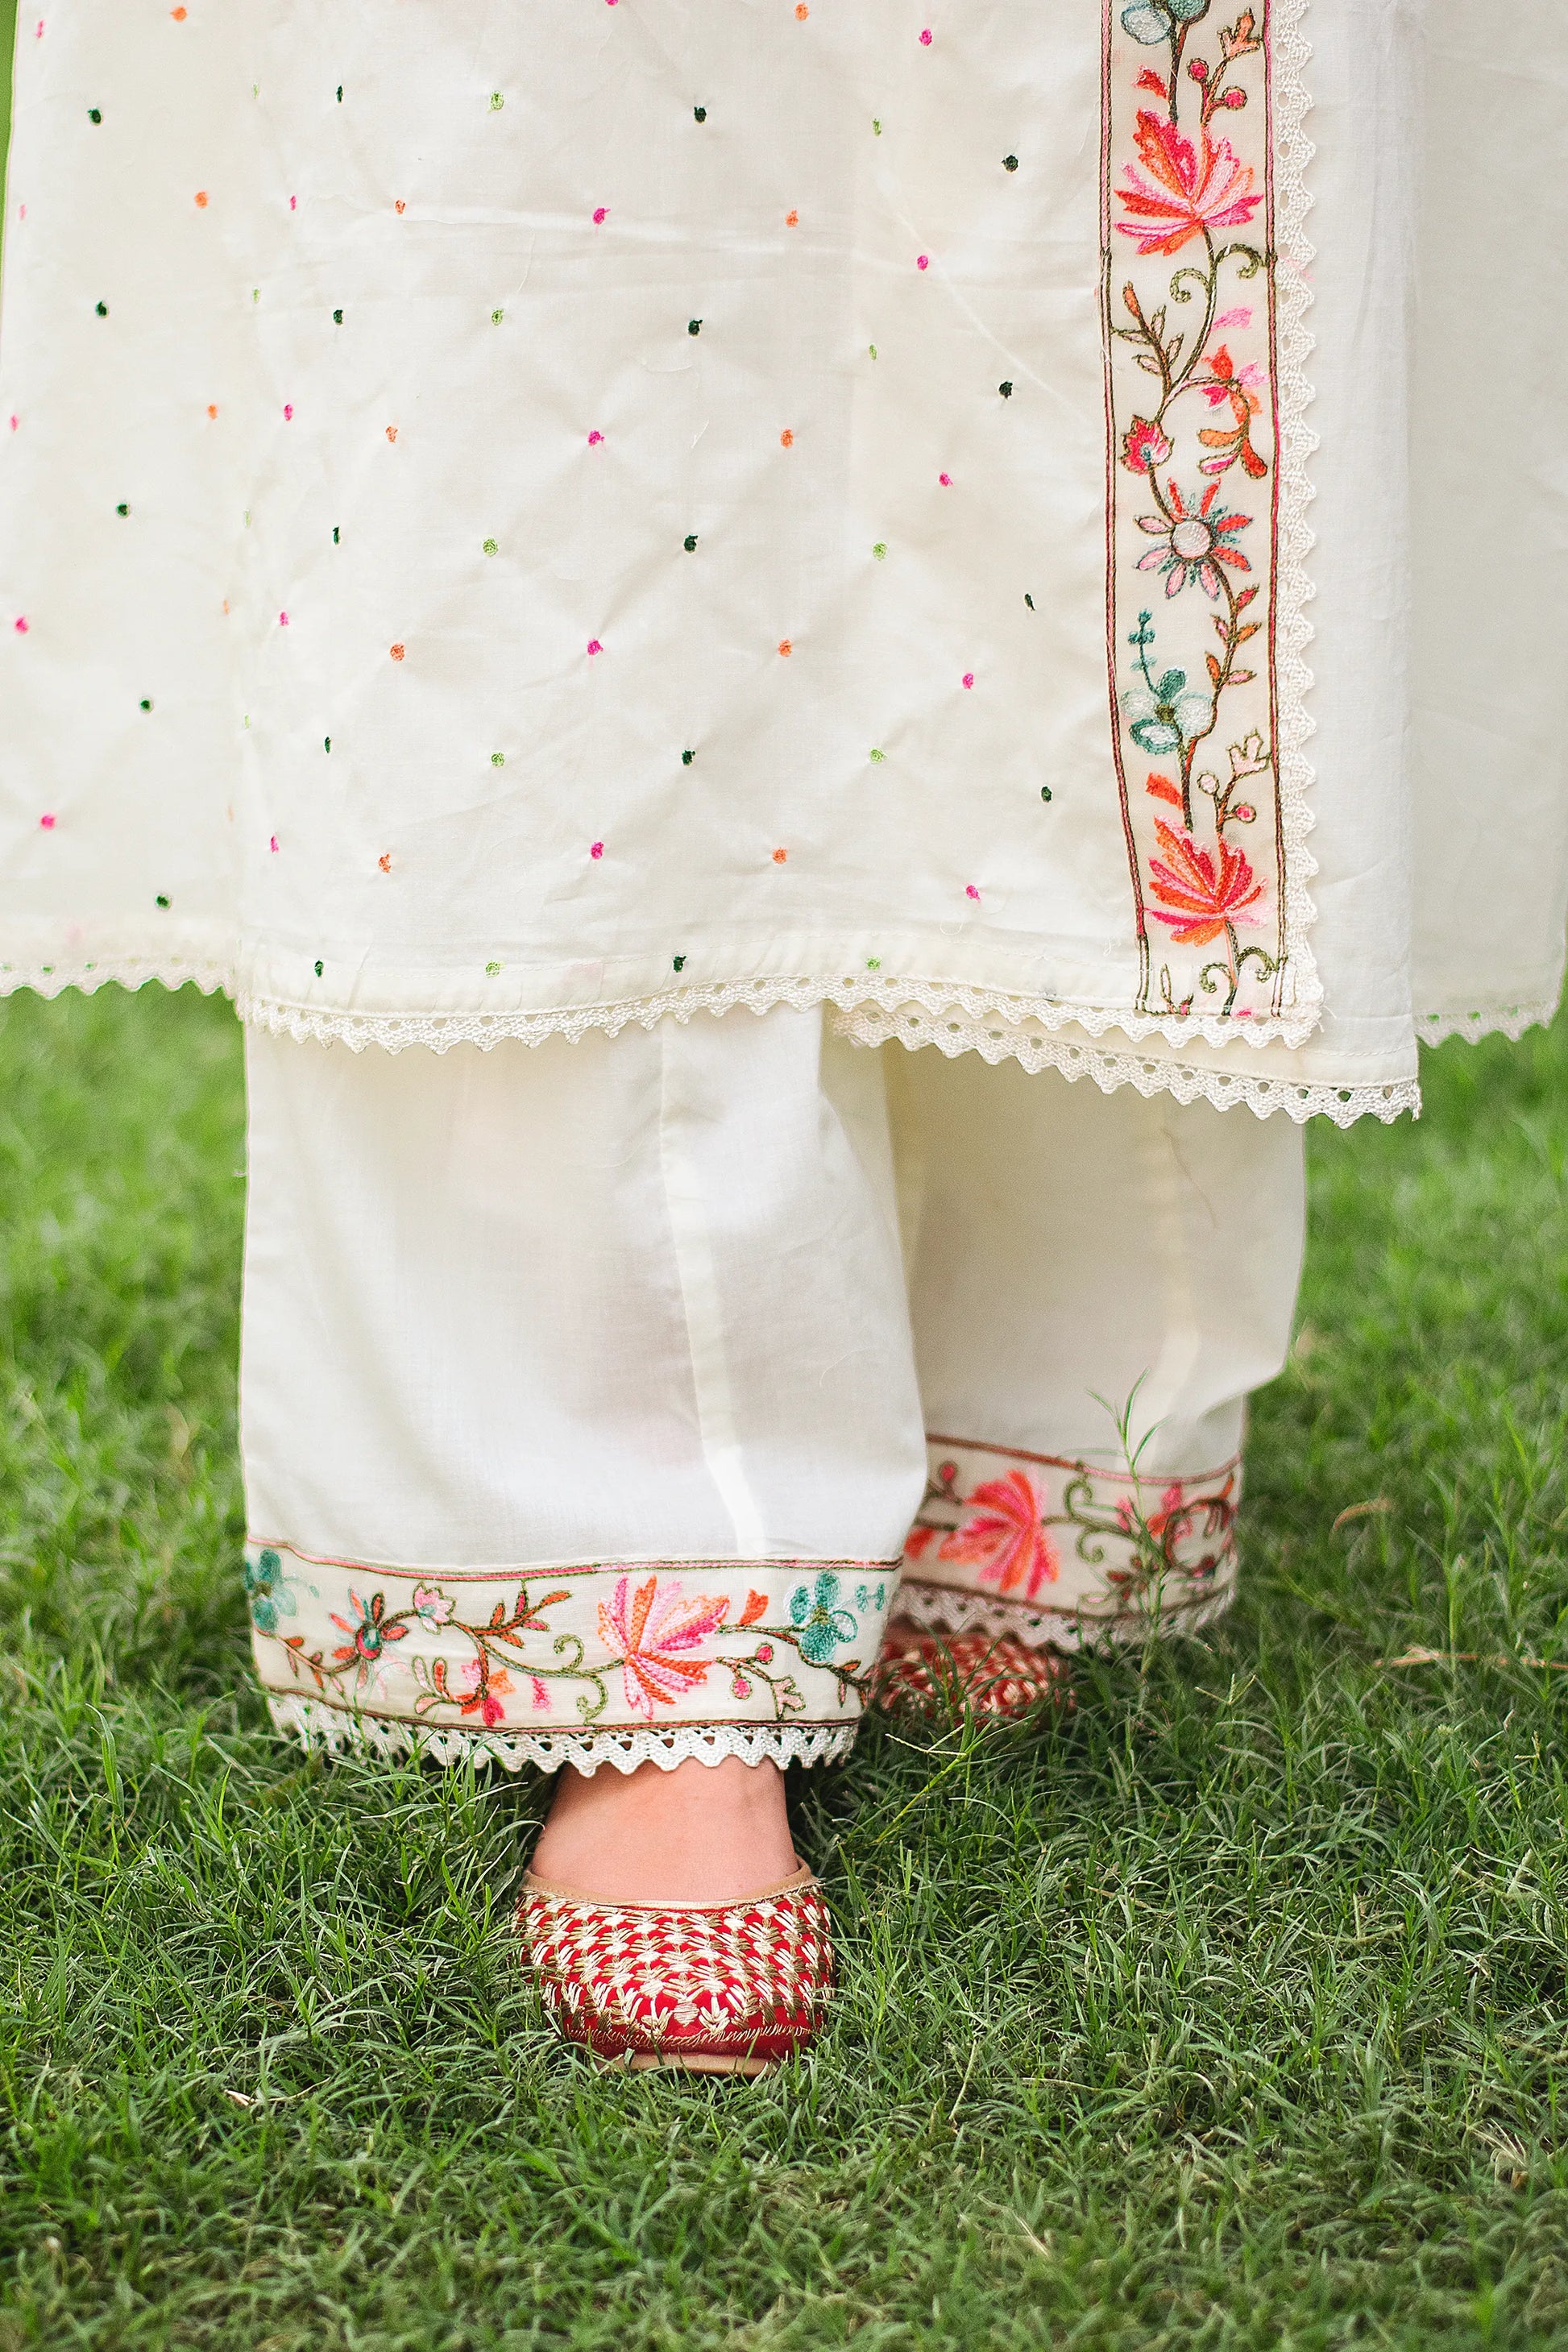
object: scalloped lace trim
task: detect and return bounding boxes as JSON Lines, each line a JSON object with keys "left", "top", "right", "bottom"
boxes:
{"left": 1416, "top": 997, "right": 1562, "bottom": 1047}
{"left": 839, "top": 998, "right": 1420, "bottom": 1126}
{"left": 264, "top": 1690, "right": 857, "bottom": 1776}
{"left": 0, "top": 957, "right": 231, "bottom": 1001}
{"left": 894, "top": 1577, "right": 1237, "bottom": 1651}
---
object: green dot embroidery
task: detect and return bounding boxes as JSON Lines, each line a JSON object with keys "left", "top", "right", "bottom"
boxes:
{"left": 491, "top": 753, "right": 505, "bottom": 767}
{"left": 489, "top": 91, "right": 504, "bottom": 110}
{"left": 115, "top": 503, "right": 128, "bottom": 516}
{"left": 868, "top": 344, "right": 877, "bottom": 360}
{"left": 693, "top": 106, "right": 707, "bottom": 122}
{"left": 869, "top": 749, "right": 886, "bottom": 764}
{"left": 688, "top": 317, "right": 703, "bottom": 336}
{"left": 156, "top": 894, "right": 170, "bottom": 908}
{"left": 1024, "top": 592, "right": 1035, "bottom": 609}
{"left": 88, "top": 107, "right": 102, "bottom": 123}
{"left": 491, "top": 308, "right": 504, "bottom": 324}
{"left": 332, "top": 525, "right": 340, "bottom": 543}
{"left": 683, "top": 534, "right": 699, "bottom": 552}
{"left": 872, "top": 118, "right": 882, "bottom": 135}
{"left": 681, "top": 749, "right": 695, "bottom": 766}
{"left": 867, "top": 956, "right": 882, "bottom": 969}
{"left": 332, "top": 308, "right": 343, "bottom": 324}
{"left": 324, "top": 736, "right": 331, "bottom": 753}
{"left": 673, "top": 954, "right": 687, "bottom": 972}
{"left": 139, "top": 699, "right": 152, "bottom": 711}
{"left": 1040, "top": 786, "right": 1053, "bottom": 802}
{"left": 336, "top": 85, "right": 343, "bottom": 102}
{"left": 999, "top": 380, "right": 1014, "bottom": 398}
{"left": 485, "top": 960, "right": 502, "bottom": 976}
{"left": 313, "top": 960, "right": 324, "bottom": 977}
{"left": 1004, "top": 154, "right": 1018, "bottom": 171}
{"left": 483, "top": 537, "right": 499, "bottom": 555}
{"left": 95, "top": 301, "right": 108, "bottom": 317}
{"left": 252, "top": 288, "right": 260, "bottom": 303}
{"left": 872, "top": 542, "right": 887, "bottom": 560}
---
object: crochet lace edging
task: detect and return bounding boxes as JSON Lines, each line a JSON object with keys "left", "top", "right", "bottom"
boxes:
{"left": 264, "top": 1691, "right": 856, "bottom": 1776}
{"left": 1416, "top": 998, "right": 1562, "bottom": 1048}
{"left": 894, "top": 1576, "right": 1238, "bottom": 1650}
{"left": 0, "top": 956, "right": 231, "bottom": 1001}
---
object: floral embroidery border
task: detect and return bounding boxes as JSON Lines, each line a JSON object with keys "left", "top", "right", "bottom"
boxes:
{"left": 1103, "top": 0, "right": 1313, "bottom": 1028}
{"left": 246, "top": 1542, "right": 897, "bottom": 1744}
{"left": 898, "top": 1436, "right": 1242, "bottom": 1647}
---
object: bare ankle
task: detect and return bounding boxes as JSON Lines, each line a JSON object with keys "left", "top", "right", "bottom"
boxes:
{"left": 529, "top": 1753, "right": 798, "bottom": 1905}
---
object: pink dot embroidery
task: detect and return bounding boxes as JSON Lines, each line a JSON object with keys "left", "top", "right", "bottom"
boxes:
{"left": 13, "top": 616, "right": 28, "bottom": 634}
{"left": 288, "top": 195, "right": 297, "bottom": 211}
{"left": 587, "top": 639, "right": 603, "bottom": 657}
{"left": 965, "top": 884, "right": 980, "bottom": 900}
{"left": 39, "top": 812, "right": 54, "bottom": 829}
{"left": 283, "top": 404, "right": 293, "bottom": 420}
{"left": 962, "top": 672, "right": 975, "bottom": 689}
{"left": 8, "top": 417, "right": 18, "bottom": 433}
{"left": 270, "top": 835, "right": 280, "bottom": 854}
{"left": 939, "top": 471, "right": 952, "bottom": 486}
{"left": 592, "top": 207, "right": 608, "bottom": 226}
{"left": 278, "top": 611, "right": 289, "bottom": 626}
{"left": 587, "top": 429, "right": 604, "bottom": 445}
{"left": 916, "top": 254, "right": 929, "bottom": 270}
{"left": 591, "top": 840, "right": 604, "bottom": 857}
{"left": 919, "top": 27, "right": 932, "bottom": 43}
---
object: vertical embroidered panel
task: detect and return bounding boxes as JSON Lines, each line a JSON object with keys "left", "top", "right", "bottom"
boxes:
{"left": 1103, "top": 2, "right": 1295, "bottom": 1025}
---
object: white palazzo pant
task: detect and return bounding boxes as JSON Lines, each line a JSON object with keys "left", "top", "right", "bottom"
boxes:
{"left": 240, "top": 1012, "right": 1305, "bottom": 1773}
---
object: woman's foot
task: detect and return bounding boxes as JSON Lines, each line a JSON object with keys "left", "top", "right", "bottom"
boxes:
{"left": 521, "top": 1757, "right": 832, "bottom": 2072}
{"left": 529, "top": 1753, "right": 799, "bottom": 1905}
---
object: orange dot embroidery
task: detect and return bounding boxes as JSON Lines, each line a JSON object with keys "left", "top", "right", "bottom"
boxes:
{"left": 385, "top": 425, "right": 398, "bottom": 442}
{"left": 389, "top": 643, "right": 405, "bottom": 661}
{"left": 772, "top": 848, "right": 787, "bottom": 863}
{"left": 780, "top": 429, "right": 794, "bottom": 447}
{"left": 786, "top": 209, "right": 799, "bottom": 226}
{"left": 206, "top": 404, "right": 218, "bottom": 419}
{"left": 170, "top": 5, "right": 186, "bottom": 16}
{"left": 395, "top": 200, "right": 406, "bottom": 214}
{"left": 795, "top": 4, "right": 808, "bottom": 16}
{"left": 778, "top": 639, "right": 793, "bottom": 657}
{"left": 194, "top": 190, "right": 209, "bottom": 209}
{"left": 378, "top": 852, "right": 392, "bottom": 873}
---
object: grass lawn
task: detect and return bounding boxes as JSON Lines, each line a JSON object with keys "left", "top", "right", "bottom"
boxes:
{"left": 0, "top": 986, "right": 1566, "bottom": 2350}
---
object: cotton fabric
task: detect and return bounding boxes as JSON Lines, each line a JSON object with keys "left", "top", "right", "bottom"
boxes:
{"left": 1, "top": 2, "right": 1562, "bottom": 1122}
{"left": 243, "top": 1008, "right": 1305, "bottom": 1770}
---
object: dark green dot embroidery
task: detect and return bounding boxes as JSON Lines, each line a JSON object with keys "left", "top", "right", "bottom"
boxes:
{"left": 336, "top": 85, "right": 343, "bottom": 102}
{"left": 139, "top": 698, "right": 152, "bottom": 711}
{"left": 332, "top": 525, "right": 340, "bottom": 543}
{"left": 673, "top": 954, "right": 687, "bottom": 972}
{"left": 683, "top": 533, "right": 698, "bottom": 552}
{"left": 314, "top": 960, "right": 324, "bottom": 977}
{"left": 95, "top": 301, "right": 108, "bottom": 317}
{"left": 693, "top": 106, "right": 707, "bottom": 122}
{"left": 88, "top": 108, "right": 102, "bottom": 123}
{"left": 687, "top": 317, "right": 703, "bottom": 336}
{"left": 332, "top": 308, "right": 343, "bottom": 324}
{"left": 1003, "top": 154, "right": 1018, "bottom": 171}
{"left": 156, "top": 894, "right": 170, "bottom": 908}
{"left": 323, "top": 736, "right": 331, "bottom": 753}
{"left": 115, "top": 503, "right": 129, "bottom": 516}
{"left": 999, "top": 380, "right": 1014, "bottom": 398}
{"left": 1024, "top": 592, "right": 1035, "bottom": 609}
{"left": 681, "top": 749, "right": 695, "bottom": 766}
{"left": 1040, "top": 786, "right": 1053, "bottom": 802}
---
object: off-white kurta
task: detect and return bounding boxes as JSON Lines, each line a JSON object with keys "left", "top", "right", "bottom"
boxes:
{"left": 0, "top": 0, "right": 1563, "bottom": 1121}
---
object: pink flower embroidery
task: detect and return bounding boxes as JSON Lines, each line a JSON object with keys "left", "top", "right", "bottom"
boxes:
{"left": 1135, "top": 480, "right": 1250, "bottom": 599}
{"left": 1115, "top": 111, "right": 1260, "bottom": 258}
{"left": 597, "top": 1574, "right": 731, "bottom": 1716}
{"left": 1147, "top": 821, "right": 1263, "bottom": 944}
{"left": 458, "top": 1657, "right": 513, "bottom": 1727}
{"left": 940, "top": 1471, "right": 1059, "bottom": 1599}
{"left": 1122, "top": 416, "right": 1173, "bottom": 475}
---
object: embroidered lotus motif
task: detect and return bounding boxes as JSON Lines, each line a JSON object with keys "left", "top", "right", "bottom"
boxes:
{"left": 596, "top": 1574, "right": 731, "bottom": 1716}
{"left": 1147, "top": 819, "right": 1263, "bottom": 944}
{"left": 1115, "top": 109, "right": 1260, "bottom": 258}
{"left": 939, "top": 1471, "right": 1060, "bottom": 1600}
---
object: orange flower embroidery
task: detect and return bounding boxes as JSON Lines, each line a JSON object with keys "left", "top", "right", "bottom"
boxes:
{"left": 1147, "top": 820, "right": 1263, "bottom": 944}
{"left": 939, "top": 1471, "right": 1060, "bottom": 1600}
{"left": 596, "top": 1574, "right": 731, "bottom": 1717}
